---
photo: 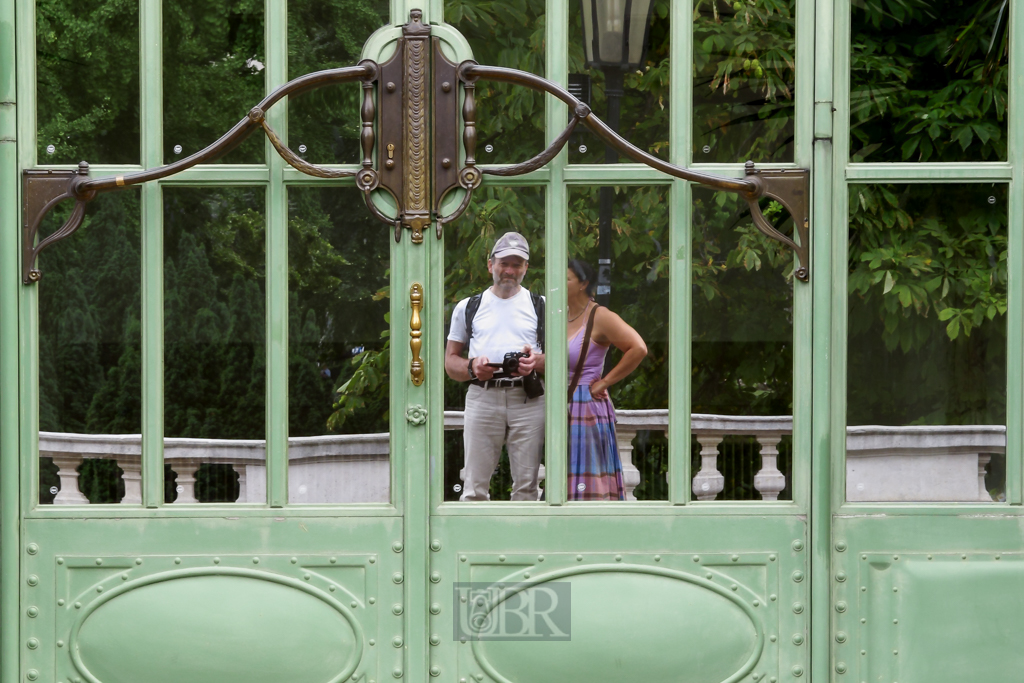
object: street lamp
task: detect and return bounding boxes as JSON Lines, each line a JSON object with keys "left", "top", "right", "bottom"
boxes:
{"left": 579, "top": 0, "right": 655, "bottom": 305}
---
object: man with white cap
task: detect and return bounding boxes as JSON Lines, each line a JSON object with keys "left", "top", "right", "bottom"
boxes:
{"left": 445, "top": 231, "right": 545, "bottom": 501}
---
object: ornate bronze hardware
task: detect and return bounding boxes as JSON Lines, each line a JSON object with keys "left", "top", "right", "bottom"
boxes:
{"left": 22, "top": 10, "right": 810, "bottom": 283}
{"left": 409, "top": 282, "right": 424, "bottom": 386}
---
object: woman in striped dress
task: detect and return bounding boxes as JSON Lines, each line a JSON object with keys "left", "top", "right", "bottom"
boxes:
{"left": 567, "top": 260, "right": 648, "bottom": 501}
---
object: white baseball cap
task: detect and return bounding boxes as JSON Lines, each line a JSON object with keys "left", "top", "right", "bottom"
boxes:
{"left": 490, "top": 232, "right": 530, "bottom": 260}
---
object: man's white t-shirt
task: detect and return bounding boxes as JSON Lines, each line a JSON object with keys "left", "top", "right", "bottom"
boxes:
{"left": 448, "top": 288, "right": 544, "bottom": 362}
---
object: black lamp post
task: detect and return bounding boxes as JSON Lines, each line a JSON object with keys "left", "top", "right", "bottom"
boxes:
{"left": 580, "top": 0, "right": 655, "bottom": 306}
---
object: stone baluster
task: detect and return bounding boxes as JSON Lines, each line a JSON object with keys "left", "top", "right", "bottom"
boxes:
{"left": 117, "top": 457, "right": 142, "bottom": 505}
{"left": 614, "top": 426, "right": 641, "bottom": 501}
{"left": 692, "top": 434, "right": 724, "bottom": 501}
{"left": 753, "top": 436, "right": 786, "bottom": 501}
{"left": 236, "top": 465, "right": 247, "bottom": 503}
{"left": 167, "top": 461, "right": 198, "bottom": 503}
{"left": 50, "top": 453, "right": 89, "bottom": 505}
{"left": 977, "top": 454, "right": 994, "bottom": 502}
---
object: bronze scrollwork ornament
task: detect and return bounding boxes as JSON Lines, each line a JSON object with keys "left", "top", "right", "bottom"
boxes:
{"left": 22, "top": 9, "right": 810, "bottom": 284}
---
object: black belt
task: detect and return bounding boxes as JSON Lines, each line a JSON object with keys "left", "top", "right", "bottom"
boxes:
{"left": 471, "top": 377, "right": 524, "bottom": 389}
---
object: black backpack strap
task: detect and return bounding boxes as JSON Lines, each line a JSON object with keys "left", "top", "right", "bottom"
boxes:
{"left": 531, "top": 291, "right": 544, "bottom": 350}
{"left": 464, "top": 293, "right": 483, "bottom": 342}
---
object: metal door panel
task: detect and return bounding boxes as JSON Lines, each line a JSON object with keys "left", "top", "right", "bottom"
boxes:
{"left": 21, "top": 517, "right": 403, "bottom": 683}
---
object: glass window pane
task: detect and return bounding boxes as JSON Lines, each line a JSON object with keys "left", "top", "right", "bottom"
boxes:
{"left": 691, "top": 188, "right": 795, "bottom": 501}
{"left": 443, "top": 187, "right": 546, "bottom": 502}
{"left": 847, "top": 184, "right": 1007, "bottom": 502}
{"left": 444, "top": 0, "right": 545, "bottom": 165}
{"left": 568, "top": 186, "right": 669, "bottom": 501}
{"left": 287, "top": 187, "right": 391, "bottom": 503}
{"left": 568, "top": 0, "right": 669, "bottom": 164}
{"left": 163, "top": 0, "right": 266, "bottom": 164}
{"left": 287, "top": 0, "right": 389, "bottom": 164}
{"left": 163, "top": 187, "right": 267, "bottom": 503}
{"left": 36, "top": 0, "right": 140, "bottom": 164}
{"left": 692, "top": 0, "right": 795, "bottom": 164}
{"left": 38, "top": 194, "right": 142, "bottom": 505}
{"left": 850, "top": 0, "right": 1008, "bottom": 163}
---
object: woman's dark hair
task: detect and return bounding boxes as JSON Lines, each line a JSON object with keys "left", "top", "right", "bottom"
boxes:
{"left": 568, "top": 259, "right": 597, "bottom": 297}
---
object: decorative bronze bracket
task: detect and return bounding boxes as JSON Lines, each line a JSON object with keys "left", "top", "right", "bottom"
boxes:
{"left": 22, "top": 10, "right": 810, "bottom": 283}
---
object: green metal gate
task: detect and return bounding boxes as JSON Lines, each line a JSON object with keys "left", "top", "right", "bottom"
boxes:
{"left": 2, "top": 0, "right": 1023, "bottom": 682}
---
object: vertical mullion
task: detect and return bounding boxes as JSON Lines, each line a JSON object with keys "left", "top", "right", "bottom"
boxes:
{"left": 140, "top": 0, "right": 164, "bottom": 507}
{"left": 544, "top": 0, "right": 568, "bottom": 505}
{"left": 265, "top": 0, "right": 288, "bottom": 507}
{"left": 668, "top": 0, "right": 692, "bottom": 504}
{"left": 0, "top": 0, "right": 21, "bottom": 678}
{"left": 1007, "top": 0, "right": 1024, "bottom": 505}
{"left": 794, "top": 0, "right": 815, "bottom": 167}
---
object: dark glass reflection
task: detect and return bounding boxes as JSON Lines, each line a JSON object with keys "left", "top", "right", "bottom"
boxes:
{"left": 288, "top": 0, "right": 389, "bottom": 164}
{"left": 36, "top": 0, "right": 140, "bottom": 164}
{"left": 163, "top": 0, "right": 265, "bottom": 164}
{"left": 444, "top": 0, "right": 545, "bottom": 165}
{"left": 568, "top": 0, "right": 670, "bottom": 164}
{"left": 692, "top": 0, "right": 795, "bottom": 164}
{"left": 847, "top": 184, "right": 1007, "bottom": 501}
{"left": 443, "top": 187, "right": 546, "bottom": 501}
{"left": 850, "top": 0, "right": 1008, "bottom": 162}
{"left": 164, "top": 187, "right": 266, "bottom": 503}
{"left": 568, "top": 186, "right": 669, "bottom": 501}
{"left": 691, "top": 188, "right": 794, "bottom": 501}
{"left": 288, "top": 187, "right": 391, "bottom": 504}
{"left": 38, "top": 194, "right": 142, "bottom": 504}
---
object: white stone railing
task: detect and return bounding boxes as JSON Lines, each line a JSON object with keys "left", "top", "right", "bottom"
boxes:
{"left": 39, "top": 413, "right": 1005, "bottom": 504}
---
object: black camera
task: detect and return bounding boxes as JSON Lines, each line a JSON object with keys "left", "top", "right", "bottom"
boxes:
{"left": 500, "top": 351, "right": 528, "bottom": 375}
{"left": 504, "top": 351, "right": 545, "bottom": 399}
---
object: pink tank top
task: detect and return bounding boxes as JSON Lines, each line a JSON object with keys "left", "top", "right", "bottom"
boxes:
{"left": 568, "top": 323, "right": 609, "bottom": 386}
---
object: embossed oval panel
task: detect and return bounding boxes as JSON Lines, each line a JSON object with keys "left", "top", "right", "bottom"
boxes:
{"left": 476, "top": 570, "right": 760, "bottom": 683}
{"left": 74, "top": 572, "right": 360, "bottom": 683}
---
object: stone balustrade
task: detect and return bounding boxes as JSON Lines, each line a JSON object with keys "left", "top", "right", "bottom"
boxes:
{"left": 39, "top": 413, "right": 1005, "bottom": 504}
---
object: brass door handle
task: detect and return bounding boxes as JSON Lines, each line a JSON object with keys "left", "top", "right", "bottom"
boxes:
{"left": 410, "top": 283, "right": 424, "bottom": 386}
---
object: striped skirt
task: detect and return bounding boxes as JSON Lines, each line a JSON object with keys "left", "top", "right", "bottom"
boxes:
{"left": 568, "top": 385, "right": 624, "bottom": 501}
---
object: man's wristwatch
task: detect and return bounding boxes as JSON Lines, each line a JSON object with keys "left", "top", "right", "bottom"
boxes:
{"left": 467, "top": 357, "right": 477, "bottom": 381}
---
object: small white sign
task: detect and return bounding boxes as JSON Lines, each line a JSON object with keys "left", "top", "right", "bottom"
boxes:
{"left": 453, "top": 484, "right": 462, "bottom": 493}
{"left": 484, "top": 144, "right": 494, "bottom": 153}
{"left": 49, "top": 486, "right": 58, "bottom": 495}
{"left": 578, "top": 145, "right": 588, "bottom": 154}
{"left": 298, "top": 144, "right": 307, "bottom": 153}
{"left": 702, "top": 145, "right": 711, "bottom": 154}
{"left": 46, "top": 145, "right": 56, "bottom": 155}
{"left": 176, "top": 485, "right": 184, "bottom": 493}
{"left": 173, "top": 144, "right": 182, "bottom": 154}
{"left": 576, "top": 483, "right": 585, "bottom": 491}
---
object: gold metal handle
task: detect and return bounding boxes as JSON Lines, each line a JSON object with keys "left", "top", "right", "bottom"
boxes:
{"left": 409, "top": 283, "right": 424, "bottom": 386}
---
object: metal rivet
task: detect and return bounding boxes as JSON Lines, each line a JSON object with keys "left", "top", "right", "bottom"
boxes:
{"left": 392, "top": 604, "right": 403, "bottom": 615}
{"left": 430, "top": 634, "right": 440, "bottom": 645}
{"left": 26, "top": 544, "right": 38, "bottom": 555}
{"left": 893, "top": 650, "right": 898, "bottom": 655}
{"left": 835, "top": 632, "right": 847, "bottom": 643}
{"left": 793, "top": 634, "right": 804, "bottom": 645}
{"left": 836, "top": 571, "right": 847, "bottom": 582}
{"left": 615, "top": 555, "right": 622, "bottom": 562}
{"left": 706, "top": 573, "right": 713, "bottom": 580}
{"left": 430, "top": 603, "right": 441, "bottom": 615}
{"left": 927, "top": 555, "right": 932, "bottom": 560}
{"left": 769, "top": 554, "right": 776, "bottom": 561}
{"left": 393, "top": 542, "right": 403, "bottom": 553}
{"left": 498, "top": 555, "right": 506, "bottom": 562}
{"left": 793, "top": 602, "right": 804, "bottom": 614}
{"left": 692, "top": 555, "right": 700, "bottom": 562}
{"left": 96, "top": 586, "right": 103, "bottom": 593}
{"left": 56, "top": 558, "right": 63, "bottom": 565}
{"left": 393, "top": 668, "right": 402, "bottom": 678}
{"left": 252, "top": 557, "right": 259, "bottom": 564}
{"left": 56, "top": 640, "right": 64, "bottom": 648}
{"left": 961, "top": 554, "right": 967, "bottom": 560}
{"left": 73, "top": 603, "right": 81, "bottom": 609}
{"left": 769, "top": 635, "right": 777, "bottom": 643}
{"left": 731, "top": 554, "right": 739, "bottom": 562}
{"left": 753, "top": 600, "right": 760, "bottom": 607}
{"left": 995, "top": 554, "right": 1001, "bottom": 560}
{"left": 95, "top": 558, "right": 103, "bottom": 566}
{"left": 393, "top": 572, "right": 404, "bottom": 584}
{"left": 430, "top": 666, "right": 440, "bottom": 677}
{"left": 792, "top": 571, "right": 804, "bottom": 582}
{"left": 291, "top": 557, "right": 298, "bottom": 564}
{"left": 441, "top": 158, "right": 451, "bottom": 168}
{"left": 330, "top": 557, "right": 337, "bottom": 564}
{"left": 393, "top": 637, "right": 403, "bottom": 647}
{"left": 369, "top": 639, "right": 375, "bottom": 646}
{"left": 121, "top": 573, "right": 128, "bottom": 581}
{"left": 538, "top": 555, "right": 545, "bottom": 562}
{"left": 654, "top": 555, "right": 661, "bottom": 562}
{"left": 576, "top": 555, "right": 583, "bottom": 562}
{"left": 304, "top": 574, "right": 311, "bottom": 581}
{"left": 835, "top": 662, "right": 847, "bottom": 674}
{"left": 861, "top": 586, "right": 867, "bottom": 592}
{"left": 835, "top": 601, "right": 847, "bottom": 613}
{"left": 793, "top": 540, "right": 804, "bottom": 551}
{"left": 523, "top": 572, "right": 530, "bottom": 579}
{"left": 351, "top": 601, "right": 357, "bottom": 608}
{"left": 862, "top": 554, "right": 867, "bottom": 560}
{"left": 892, "top": 587, "right": 898, "bottom": 593}
{"left": 893, "top": 555, "right": 899, "bottom": 560}
{"left": 329, "top": 585, "right": 336, "bottom": 592}
{"left": 213, "top": 558, "right": 220, "bottom": 564}
{"left": 430, "top": 572, "right": 441, "bottom": 583}
{"left": 387, "top": 82, "right": 396, "bottom": 92}
{"left": 860, "top": 618, "right": 866, "bottom": 624}
{"left": 431, "top": 540, "right": 441, "bottom": 551}
{"left": 26, "top": 638, "right": 38, "bottom": 650}
{"left": 369, "top": 557, "right": 376, "bottom": 564}
{"left": 174, "top": 558, "right": 181, "bottom": 564}
{"left": 769, "top": 678, "right": 776, "bottom": 683}
{"left": 57, "top": 599, "right": 65, "bottom": 606}
{"left": 770, "top": 594, "right": 777, "bottom": 601}
{"left": 861, "top": 650, "right": 866, "bottom": 656}
{"left": 460, "top": 555, "right": 467, "bottom": 562}
{"left": 26, "top": 670, "right": 38, "bottom": 681}
{"left": 442, "top": 82, "right": 451, "bottom": 92}
{"left": 730, "top": 584, "right": 738, "bottom": 591}
{"left": 835, "top": 541, "right": 847, "bottom": 552}
{"left": 26, "top": 575, "right": 38, "bottom": 587}
{"left": 26, "top": 607, "right": 38, "bottom": 618}
{"left": 792, "top": 665, "right": 804, "bottom": 677}
{"left": 369, "top": 598, "right": 376, "bottom": 604}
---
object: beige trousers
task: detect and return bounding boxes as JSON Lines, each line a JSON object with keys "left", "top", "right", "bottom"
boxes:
{"left": 460, "top": 384, "right": 545, "bottom": 501}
